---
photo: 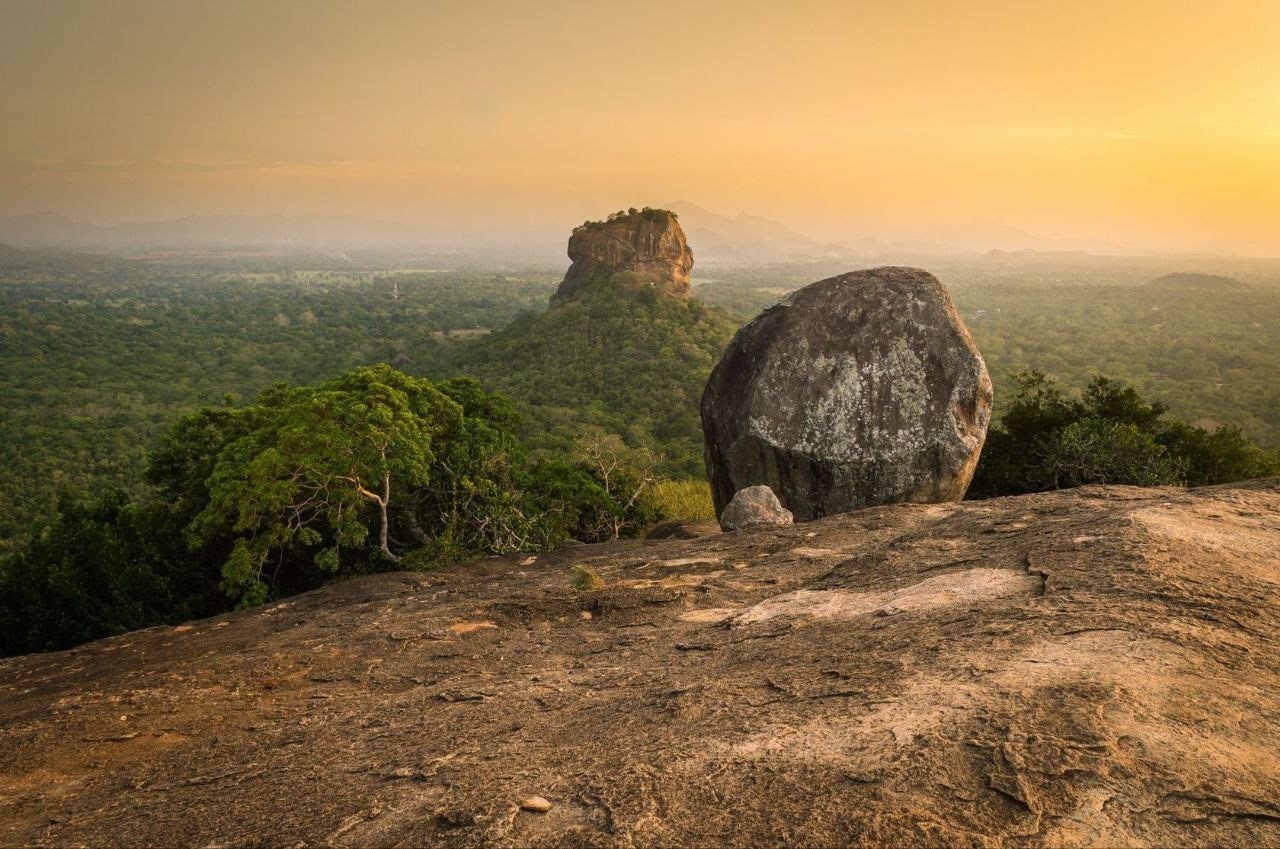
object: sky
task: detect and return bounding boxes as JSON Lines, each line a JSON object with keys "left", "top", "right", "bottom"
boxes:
{"left": 2, "top": 0, "right": 1279, "bottom": 252}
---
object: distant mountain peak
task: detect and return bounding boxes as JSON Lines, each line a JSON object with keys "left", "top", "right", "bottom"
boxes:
{"left": 554, "top": 208, "right": 693, "bottom": 302}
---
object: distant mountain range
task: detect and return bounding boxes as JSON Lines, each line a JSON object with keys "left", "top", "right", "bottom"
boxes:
{"left": 0, "top": 212, "right": 431, "bottom": 251}
{"left": 664, "top": 202, "right": 848, "bottom": 263}
{"left": 666, "top": 202, "right": 987, "bottom": 262}
{"left": 666, "top": 203, "right": 1127, "bottom": 262}
{"left": 919, "top": 219, "right": 1126, "bottom": 255}
{"left": 0, "top": 207, "right": 1130, "bottom": 262}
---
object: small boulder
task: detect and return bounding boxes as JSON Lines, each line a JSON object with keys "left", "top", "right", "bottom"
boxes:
{"left": 719, "top": 485, "right": 794, "bottom": 531}
{"left": 520, "top": 796, "right": 553, "bottom": 813}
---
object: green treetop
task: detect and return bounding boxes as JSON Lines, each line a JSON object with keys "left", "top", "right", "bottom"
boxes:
{"left": 191, "top": 364, "right": 460, "bottom": 604}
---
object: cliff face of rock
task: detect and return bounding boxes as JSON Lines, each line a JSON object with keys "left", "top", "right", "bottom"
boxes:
{"left": 3, "top": 479, "right": 1279, "bottom": 847}
{"left": 702, "top": 266, "right": 992, "bottom": 521}
{"left": 554, "top": 209, "right": 693, "bottom": 302}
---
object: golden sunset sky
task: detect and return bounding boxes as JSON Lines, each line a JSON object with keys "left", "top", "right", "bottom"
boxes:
{"left": 2, "top": 0, "right": 1278, "bottom": 251}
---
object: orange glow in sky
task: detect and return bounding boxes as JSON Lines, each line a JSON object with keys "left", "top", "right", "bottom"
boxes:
{"left": 2, "top": 0, "right": 1279, "bottom": 251}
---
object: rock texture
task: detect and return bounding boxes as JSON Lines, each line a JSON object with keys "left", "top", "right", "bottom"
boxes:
{"left": 719, "top": 484, "right": 793, "bottom": 531}
{"left": 3, "top": 480, "right": 1280, "bottom": 847}
{"left": 702, "top": 266, "right": 992, "bottom": 521}
{"left": 554, "top": 209, "right": 693, "bottom": 302}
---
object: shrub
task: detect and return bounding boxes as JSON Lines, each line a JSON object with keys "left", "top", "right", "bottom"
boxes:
{"left": 651, "top": 478, "right": 716, "bottom": 522}
{"left": 971, "top": 371, "right": 1279, "bottom": 497}
{"left": 1032, "top": 419, "right": 1183, "bottom": 489}
{"left": 570, "top": 564, "right": 606, "bottom": 591}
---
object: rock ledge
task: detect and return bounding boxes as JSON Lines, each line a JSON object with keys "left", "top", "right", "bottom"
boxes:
{"left": 2, "top": 479, "right": 1279, "bottom": 847}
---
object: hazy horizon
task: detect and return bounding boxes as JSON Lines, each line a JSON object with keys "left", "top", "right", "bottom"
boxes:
{"left": 3, "top": 1, "right": 1279, "bottom": 254}
{"left": 0, "top": 202, "right": 1135, "bottom": 255}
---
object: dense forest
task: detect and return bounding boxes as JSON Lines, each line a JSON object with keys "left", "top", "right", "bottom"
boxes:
{"left": 0, "top": 364, "right": 682, "bottom": 654}
{"left": 426, "top": 271, "right": 739, "bottom": 478}
{"left": 0, "top": 253, "right": 556, "bottom": 548}
{"left": 3, "top": 248, "right": 1280, "bottom": 553}
{"left": 1, "top": 246, "right": 1278, "bottom": 654}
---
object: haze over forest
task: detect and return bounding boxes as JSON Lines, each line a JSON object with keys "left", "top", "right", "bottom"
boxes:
{"left": 3, "top": 1, "right": 1280, "bottom": 256}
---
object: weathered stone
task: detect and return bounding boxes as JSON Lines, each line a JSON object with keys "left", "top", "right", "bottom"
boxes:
{"left": 719, "top": 485, "right": 794, "bottom": 531}
{"left": 6, "top": 480, "right": 1280, "bottom": 847}
{"left": 701, "top": 266, "right": 992, "bottom": 520}
{"left": 554, "top": 209, "right": 693, "bottom": 302}
{"left": 519, "top": 796, "right": 553, "bottom": 813}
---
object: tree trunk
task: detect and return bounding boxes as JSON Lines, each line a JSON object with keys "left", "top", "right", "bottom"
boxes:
{"left": 402, "top": 506, "right": 432, "bottom": 544}
{"left": 377, "top": 472, "right": 399, "bottom": 562}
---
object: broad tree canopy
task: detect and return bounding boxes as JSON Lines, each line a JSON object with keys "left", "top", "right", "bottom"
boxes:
{"left": 193, "top": 364, "right": 461, "bottom": 604}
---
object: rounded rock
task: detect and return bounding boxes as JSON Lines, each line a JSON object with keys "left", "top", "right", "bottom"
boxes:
{"left": 701, "top": 266, "right": 992, "bottom": 521}
{"left": 520, "top": 796, "right": 554, "bottom": 813}
{"left": 719, "top": 485, "right": 794, "bottom": 531}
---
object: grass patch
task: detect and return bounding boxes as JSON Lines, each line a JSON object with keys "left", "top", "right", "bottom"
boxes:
{"left": 570, "top": 564, "right": 606, "bottom": 591}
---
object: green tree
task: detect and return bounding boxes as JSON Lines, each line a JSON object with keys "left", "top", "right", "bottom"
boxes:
{"left": 1160, "top": 421, "right": 1279, "bottom": 487}
{"left": 1032, "top": 419, "right": 1183, "bottom": 489}
{"left": 570, "top": 429, "right": 661, "bottom": 540}
{"left": 399, "top": 377, "right": 602, "bottom": 564}
{"left": 972, "top": 371, "right": 1279, "bottom": 497}
{"left": 192, "top": 364, "right": 461, "bottom": 604}
{"left": 0, "top": 493, "right": 222, "bottom": 655}
{"left": 147, "top": 401, "right": 267, "bottom": 528}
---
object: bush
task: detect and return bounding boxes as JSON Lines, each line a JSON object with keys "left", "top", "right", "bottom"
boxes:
{"left": 1160, "top": 421, "right": 1279, "bottom": 487}
{"left": 1032, "top": 419, "right": 1183, "bottom": 489}
{"left": 971, "top": 372, "right": 1279, "bottom": 497}
{"left": 650, "top": 479, "right": 716, "bottom": 522}
{"left": 0, "top": 493, "right": 224, "bottom": 656}
{"left": 570, "top": 564, "right": 606, "bottom": 591}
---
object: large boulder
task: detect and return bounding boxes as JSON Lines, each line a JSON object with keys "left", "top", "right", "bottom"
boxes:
{"left": 554, "top": 209, "right": 693, "bottom": 302}
{"left": 702, "top": 266, "right": 992, "bottom": 520}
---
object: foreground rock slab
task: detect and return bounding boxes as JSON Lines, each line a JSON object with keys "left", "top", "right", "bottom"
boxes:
{"left": 2, "top": 480, "right": 1280, "bottom": 847}
{"left": 702, "top": 266, "right": 992, "bottom": 521}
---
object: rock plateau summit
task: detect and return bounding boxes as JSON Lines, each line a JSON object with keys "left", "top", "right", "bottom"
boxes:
{"left": 554, "top": 208, "right": 694, "bottom": 302}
